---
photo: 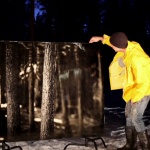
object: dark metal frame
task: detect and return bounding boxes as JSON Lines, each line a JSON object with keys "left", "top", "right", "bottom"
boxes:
{"left": 63, "top": 136, "right": 107, "bottom": 150}
{"left": 1, "top": 140, "right": 22, "bottom": 150}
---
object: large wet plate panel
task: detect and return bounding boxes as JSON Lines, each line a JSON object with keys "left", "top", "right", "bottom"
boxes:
{"left": 0, "top": 41, "right": 104, "bottom": 141}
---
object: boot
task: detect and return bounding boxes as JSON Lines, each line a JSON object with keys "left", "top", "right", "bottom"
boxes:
{"left": 117, "top": 126, "right": 137, "bottom": 150}
{"left": 137, "top": 130, "right": 150, "bottom": 150}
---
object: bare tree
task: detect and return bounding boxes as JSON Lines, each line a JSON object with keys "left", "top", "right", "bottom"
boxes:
{"left": 30, "top": 0, "right": 35, "bottom": 40}
{"left": 74, "top": 45, "right": 83, "bottom": 133}
{"left": 97, "top": 52, "right": 104, "bottom": 127}
{"left": 40, "top": 43, "right": 56, "bottom": 139}
{"left": 28, "top": 45, "right": 35, "bottom": 131}
{"left": 6, "top": 42, "right": 20, "bottom": 137}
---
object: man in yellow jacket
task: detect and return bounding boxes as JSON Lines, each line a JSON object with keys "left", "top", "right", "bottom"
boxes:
{"left": 89, "top": 32, "right": 150, "bottom": 150}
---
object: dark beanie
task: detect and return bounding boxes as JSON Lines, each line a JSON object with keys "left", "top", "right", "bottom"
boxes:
{"left": 110, "top": 32, "right": 128, "bottom": 48}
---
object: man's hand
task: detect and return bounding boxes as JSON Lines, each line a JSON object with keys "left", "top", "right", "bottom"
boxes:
{"left": 89, "top": 36, "right": 104, "bottom": 43}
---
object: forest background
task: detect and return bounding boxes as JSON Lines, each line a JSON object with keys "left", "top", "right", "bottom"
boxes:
{"left": 1, "top": 0, "right": 150, "bottom": 44}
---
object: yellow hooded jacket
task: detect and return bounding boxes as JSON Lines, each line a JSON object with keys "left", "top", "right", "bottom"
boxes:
{"left": 102, "top": 34, "right": 150, "bottom": 103}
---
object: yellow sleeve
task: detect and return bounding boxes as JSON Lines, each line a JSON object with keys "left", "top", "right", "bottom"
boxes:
{"left": 102, "top": 34, "right": 112, "bottom": 46}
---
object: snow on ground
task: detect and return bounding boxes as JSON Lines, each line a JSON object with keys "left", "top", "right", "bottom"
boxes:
{"left": 3, "top": 133, "right": 148, "bottom": 150}
{"left": 2, "top": 107, "right": 150, "bottom": 150}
